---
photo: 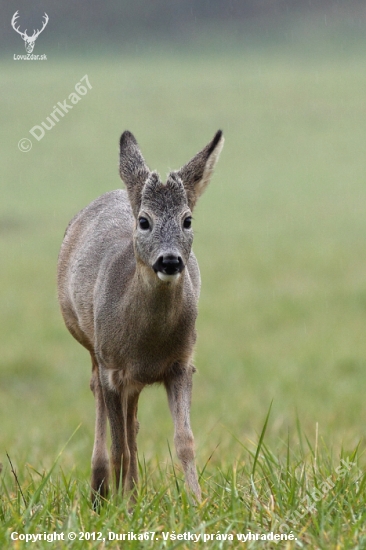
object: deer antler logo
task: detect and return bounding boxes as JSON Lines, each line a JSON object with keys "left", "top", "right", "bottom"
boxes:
{"left": 11, "top": 11, "right": 49, "bottom": 54}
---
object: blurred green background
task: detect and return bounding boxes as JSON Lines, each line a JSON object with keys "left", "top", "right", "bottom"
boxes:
{"left": 1, "top": 1, "right": 366, "bottom": 477}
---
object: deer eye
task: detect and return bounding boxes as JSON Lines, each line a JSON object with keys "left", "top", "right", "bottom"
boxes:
{"left": 138, "top": 217, "right": 150, "bottom": 230}
{"left": 183, "top": 216, "right": 192, "bottom": 229}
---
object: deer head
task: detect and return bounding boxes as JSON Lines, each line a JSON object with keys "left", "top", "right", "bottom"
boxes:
{"left": 119, "top": 130, "right": 224, "bottom": 283}
{"left": 11, "top": 11, "right": 49, "bottom": 54}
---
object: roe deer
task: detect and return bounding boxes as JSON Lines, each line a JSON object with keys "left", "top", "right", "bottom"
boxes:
{"left": 57, "top": 130, "right": 224, "bottom": 505}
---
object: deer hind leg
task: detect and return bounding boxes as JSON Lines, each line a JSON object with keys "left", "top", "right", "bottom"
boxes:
{"left": 98, "top": 365, "right": 131, "bottom": 496}
{"left": 90, "top": 353, "right": 109, "bottom": 505}
{"left": 164, "top": 364, "right": 201, "bottom": 502}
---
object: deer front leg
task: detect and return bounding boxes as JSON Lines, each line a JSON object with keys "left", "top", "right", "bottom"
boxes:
{"left": 164, "top": 365, "right": 201, "bottom": 502}
{"left": 90, "top": 354, "right": 109, "bottom": 505}
{"left": 125, "top": 390, "right": 141, "bottom": 499}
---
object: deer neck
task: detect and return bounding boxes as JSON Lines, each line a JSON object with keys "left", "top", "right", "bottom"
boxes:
{"left": 129, "top": 260, "right": 186, "bottom": 325}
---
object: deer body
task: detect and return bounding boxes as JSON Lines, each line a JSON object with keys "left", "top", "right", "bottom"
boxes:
{"left": 57, "top": 131, "right": 223, "bottom": 504}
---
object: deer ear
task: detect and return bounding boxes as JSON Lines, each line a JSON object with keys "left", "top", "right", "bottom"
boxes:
{"left": 119, "top": 131, "right": 151, "bottom": 217}
{"left": 175, "top": 130, "right": 224, "bottom": 210}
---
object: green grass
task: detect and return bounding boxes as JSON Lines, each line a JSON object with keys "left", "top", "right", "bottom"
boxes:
{"left": 2, "top": 24, "right": 366, "bottom": 547}
{"left": 1, "top": 415, "right": 365, "bottom": 548}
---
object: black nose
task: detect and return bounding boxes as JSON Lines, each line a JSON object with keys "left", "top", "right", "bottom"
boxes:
{"left": 153, "top": 255, "right": 184, "bottom": 275}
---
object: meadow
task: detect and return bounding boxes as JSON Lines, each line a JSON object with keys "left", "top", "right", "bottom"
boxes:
{"left": 1, "top": 21, "right": 366, "bottom": 547}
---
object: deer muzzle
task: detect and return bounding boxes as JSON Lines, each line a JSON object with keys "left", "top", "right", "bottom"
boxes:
{"left": 153, "top": 254, "right": 184, "bottom": 279}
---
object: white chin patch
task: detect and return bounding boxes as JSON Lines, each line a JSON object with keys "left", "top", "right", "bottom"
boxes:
{"left": 157, "top": 272, "right": 180, "bottom": 283}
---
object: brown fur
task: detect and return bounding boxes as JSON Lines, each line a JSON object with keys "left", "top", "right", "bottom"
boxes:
{"left": 57, "top": 130, "right": 224, "bottom": 505}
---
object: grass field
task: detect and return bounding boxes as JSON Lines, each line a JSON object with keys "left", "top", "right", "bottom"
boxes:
{"left": 1, "top": 21, "right": 366, "bottom": 547}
